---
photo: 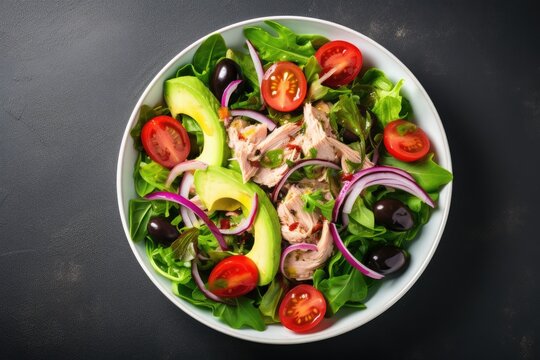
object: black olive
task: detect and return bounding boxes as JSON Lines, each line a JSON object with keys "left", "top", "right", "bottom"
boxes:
{"left": 210, "top": 58, "right": 244, "bottom": 102}
{"left": 147, "top": 217, "right": 179, "bottom": 246}
{"left": 373, "top": 198, "right": 414, "bottom": 231}
{"left": 365, "top": 246, "right": 409, "bottom": 275}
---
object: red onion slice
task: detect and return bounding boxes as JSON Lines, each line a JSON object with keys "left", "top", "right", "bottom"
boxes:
{"left": 246, "top": 40, "right": 264, "bottom": 106}
{"left": 165, "top": 160, "right": 208, "bottom": 188}
{"left": 332, "top": 165, "right": 417, "bottom": 222}
{"left": 329, "top": 223, "right": 384, "bottom": 280}
{"left": 279, "top": 243, "right": 318, "bottom": 279}
{"left": 229, "top": 110, "right": 276, "bottom": 131}
{"left": 179, "top": 172, "right": 199, "bottom": 228}
{"left": 145, "top": 191, "right": 227, "bottom": 251}
{"left": 342, "top": 172, "right": 435, "bottom": 218}
{"left": 220, "top": 79, "right": 243, "bottom": 108}
{"left": 219, "top": 193, "right": 258, "bottom": 235}
{"left": 271, "top": 159, "right": 341, "bottom": 202}
{"left": 191, "top": 260, "right": 232, "bottom": 304}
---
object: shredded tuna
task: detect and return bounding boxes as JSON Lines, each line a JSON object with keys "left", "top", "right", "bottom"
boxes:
{"left": 299, "top": 103, "right": 337, "bottom": 162}
{"left": 227, "top": 118, "right": 267, "bottom": 183}
{"left": 277, "top": 185, "right": 320, "bottom": 243}
{"left": 249, "top": 122, "right": 301, "bottom": 161}
{"left": 253, "top": 146, "right": 301, "bottom": 187}
{"left": 283, "top": 220, "right": 334, "bottom": 280}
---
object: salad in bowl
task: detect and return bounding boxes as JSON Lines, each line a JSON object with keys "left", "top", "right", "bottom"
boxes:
{"left": 117, "top": 16, "right": 452, "bottom": 343}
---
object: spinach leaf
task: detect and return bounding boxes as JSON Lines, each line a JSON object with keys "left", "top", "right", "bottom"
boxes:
{"left": 380, "top": 153, "right": 453, "bottom": 193}
{"left": 259, "top": 277, "right": 289, "bottom": 323}
{"left": 313, "top": 267, "right": 367, "bottom": 315}
{"left": 215, "top": 297, "right": 266, "bottom": 331}
{"left": 243, "top": 21, "right": 316, "bottom": 65}
{"left": 226, "top": 48, "right": 259, "bottom": 90}
{"left": 181, "top": 115, "right": 204, "bottom": 158}
{"left": 139, "top": 159, "right": 169, "bottom": 191}
{"left": 193, "top": 34, "right": 227, "bottom": 74}
{"left": 134, "top": 153, "right": 155, "bottom": 197}
{"left": 129, "top": 198, "right": 173, "bottom": 243}
{"left": 129, "top": 199, "right": 154, "bottom": 243}
{"left": 303, "top": 56, "right": 322, "bottom": 83}
{"left": 174, "top": 34, "right": 226, "bottom": 86}
{"left": 173, "top": 281, "right": 266, "bottom": 331}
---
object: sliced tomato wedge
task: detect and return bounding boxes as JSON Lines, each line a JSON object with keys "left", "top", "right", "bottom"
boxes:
{"left": 141, "top": 115, "right": 191, "bottom": 168}
{"left": 261, "top": 61, "right": 307, "bottom": 112}
{"left": 315, "top": 40, "right": 363, "bottom": 88}
{"left": 279, "top": 284, "right": 326, "bottom": 333}
{"left": 207, "top": 255, "right": 259, "bottom": 298}
{"left": 383, "top": 119, "right": 431, "bottom": 162}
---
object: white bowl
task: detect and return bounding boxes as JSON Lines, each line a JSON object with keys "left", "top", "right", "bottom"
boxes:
{"left": 116, "top": 16, "right": 452, "bottom": 344}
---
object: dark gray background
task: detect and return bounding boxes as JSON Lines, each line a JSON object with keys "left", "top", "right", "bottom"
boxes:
{"left": 1, "top": 0, "right": 538, "bottom": 359}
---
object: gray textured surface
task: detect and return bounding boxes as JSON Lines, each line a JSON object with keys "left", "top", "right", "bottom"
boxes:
{"left": 1, "top": 0, "right": 538, "bottom": 358}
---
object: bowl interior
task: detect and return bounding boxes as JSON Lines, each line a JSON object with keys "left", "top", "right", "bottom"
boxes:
{"left": 117, "top": 16, "right": 452, "bottom": 344}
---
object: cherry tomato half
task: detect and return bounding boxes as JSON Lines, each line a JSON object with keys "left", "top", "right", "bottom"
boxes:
{"left": 383, "top": 119, "right": 431, "bottom": 162}
{"left": 141, "top": 116, "right": 191, "bottom": 168}
{"left": 207, "top": 255, "right": 259, "bottom": 298}
{"left": 261, "top": 61, "right": 307, "bottom": 112}
{"left": 279, "top": 284, "right": 326, "bottom": 333}
{"left": 315, "top": 40, "right": 363, "bottom": 88}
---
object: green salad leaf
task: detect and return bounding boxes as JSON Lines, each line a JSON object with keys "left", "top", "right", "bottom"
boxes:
{"left": 380, "top": 154, "right": 453, "bottom": 193}
{"left": 244, "top": 21, "right": 317, "bottom": 65}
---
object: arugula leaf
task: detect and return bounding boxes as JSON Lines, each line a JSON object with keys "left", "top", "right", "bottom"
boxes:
{"left": 297, "top": 34, "right": 329, "bottom": 49}
{"left": 181, "top": 115, "right": 204, "bottom": 158}
{"left": 303, "top": 56, "right": 322, "bottom": 83}
{"left": 380, "top": 153, "right": 453, "bottom": 193}
{"left": 302, "top": 190, "right": 335, "bottom": 220}
{"left": 243, "top": 21, "right": 316, "bottom": 65}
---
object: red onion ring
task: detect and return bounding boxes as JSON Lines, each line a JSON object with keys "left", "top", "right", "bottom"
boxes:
{"left": 271, "top": 159, "right": 341, "bottom": 202}
{"left": 329, "top": 223, "right": 384, "bottom": 280}
{"left": 165, "top": 160, "right": 208, "bottom": 188}
{"left": 332, "top": 165, "right": 417, "bottom": 222}
{"left": 245, "top": 40, "right": 264, "bottom": 107}
{"left": 220, "top": 193, "right": 258, "bottom": 235}
{"left": 220, "top": 79, "right": 243, "bottom": 108}
{"left": 342, "top": 172, "right": 435, "bottom": 218}
{"left": 145, "top": 191, "right": 227, "bottom": 251}
{"left": 279, "top": 243, "right": 318, "bottom": 279}
{"left": 179, "top": 172, "right": 199, "bottom": 228}
{"left": 229, "top": 110, "right": 276, "bottom": 131}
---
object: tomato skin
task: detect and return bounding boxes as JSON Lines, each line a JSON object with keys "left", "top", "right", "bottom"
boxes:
{"left": 261, "top": 61, "right": 307, "bottom": 112}
{"left": 141, "top": 116, "right": 191, "bottom": 168}
{"left": 279, "top": 284, "right": 327, "bottom": 333}
{"left": 315, "top": 40, "right": 362, "bottom": 88}
{"left": 383, "top": 119, "right": 430, "bottom": 162}
{"left": 207, "top": 255, "right": 259, "bottom": 298}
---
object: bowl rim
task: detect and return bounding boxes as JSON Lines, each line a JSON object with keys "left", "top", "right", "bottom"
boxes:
{"left": 116, "top": 15, "right": 453, "bottom": 344}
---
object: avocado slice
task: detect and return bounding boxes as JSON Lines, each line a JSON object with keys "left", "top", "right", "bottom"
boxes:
{"left": 164, "top": 76, "right": 229, "bottom": 166}
{"left": 194, "top": 166, "right": 281, "bottom": 286}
